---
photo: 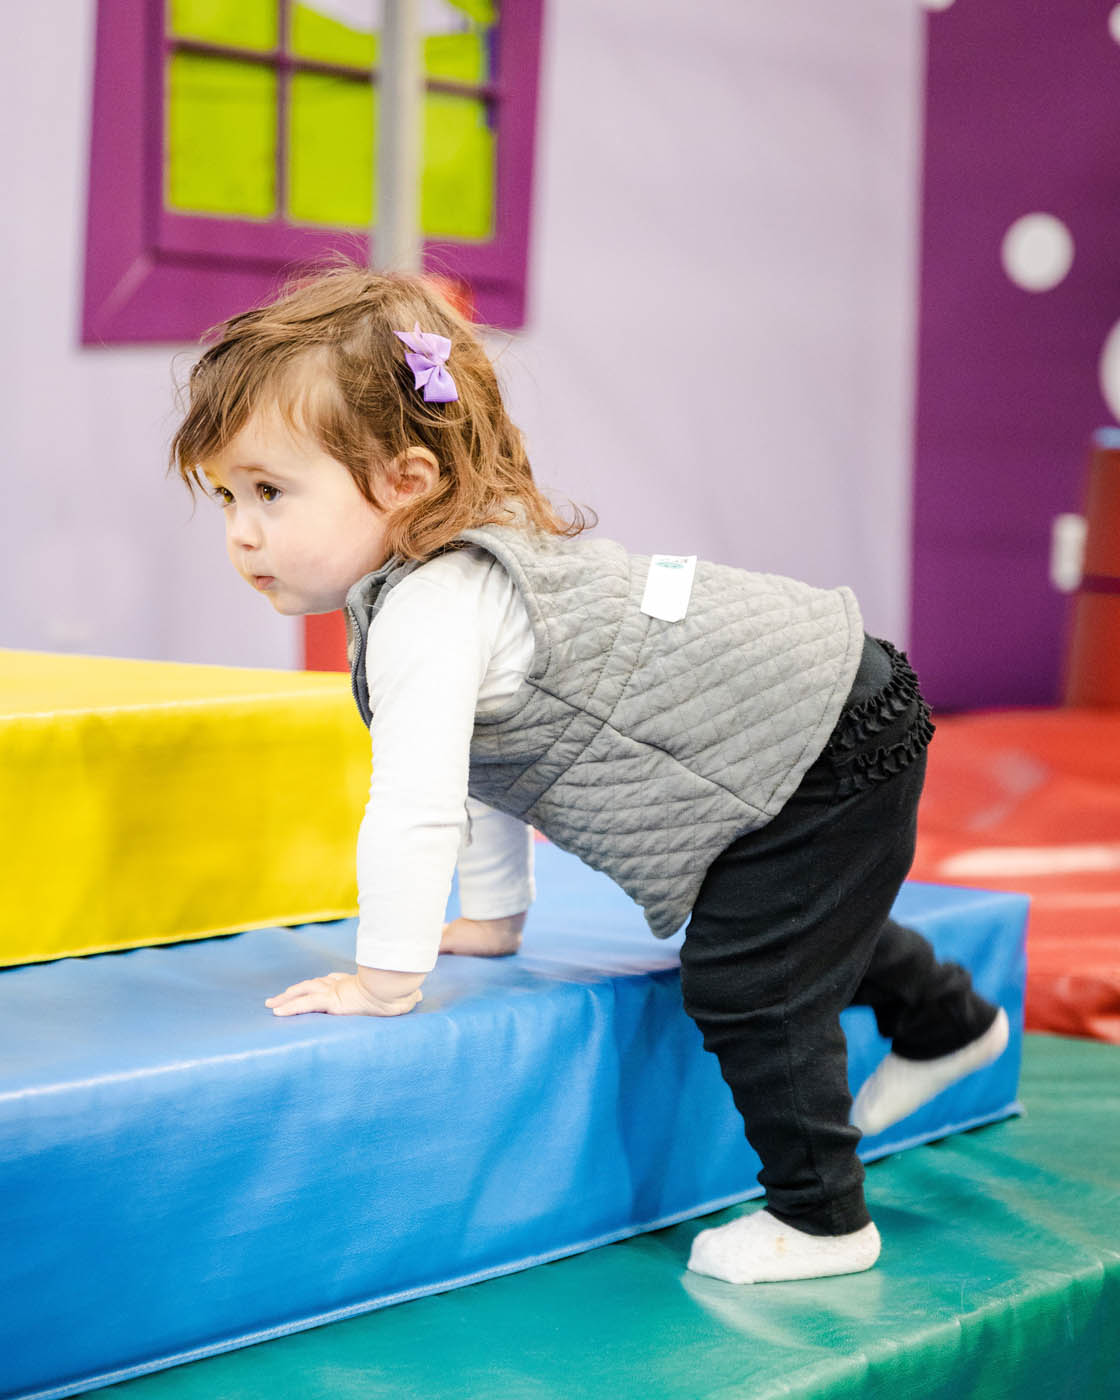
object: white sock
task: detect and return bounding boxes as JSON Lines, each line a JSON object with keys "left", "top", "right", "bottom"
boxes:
{"left": 687, "top": 1209, "right": 881, "bottom": 1284}
{"left": 852, "top": 1006, "right": 1010, "bottom": 1137}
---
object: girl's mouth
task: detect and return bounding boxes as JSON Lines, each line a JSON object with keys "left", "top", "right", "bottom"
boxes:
{"left": 252, "top": 575, "right": 275, "bottom": 590}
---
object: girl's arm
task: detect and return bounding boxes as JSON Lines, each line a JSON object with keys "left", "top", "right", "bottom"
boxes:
{"left": 441, "top": 797, "right": 534, "bottom": 956}
{"left": 265, "top": 568, "right": 494, "bottom": 1016}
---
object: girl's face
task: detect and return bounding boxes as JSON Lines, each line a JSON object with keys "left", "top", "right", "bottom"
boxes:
{"left": 200, "top": 403, "right": 396, "bottom": 616}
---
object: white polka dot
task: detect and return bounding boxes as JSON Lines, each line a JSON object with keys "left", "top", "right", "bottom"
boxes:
{"left": 1109, "top": 6, "right": 1120, "bottom": 44}
{"left": 920, "top": 0, "right": 956, "bottom": 11}
{"left": 1099, "top": 321, "right": 1120, "bottom": 422}
{"left": 1001, "top": 214, "right": 1074, "bottom": 292}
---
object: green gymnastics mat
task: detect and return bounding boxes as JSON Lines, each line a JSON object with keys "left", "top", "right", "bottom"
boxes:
{"left": 86, "top": 1034, "right": 1118, "bottom": 1400}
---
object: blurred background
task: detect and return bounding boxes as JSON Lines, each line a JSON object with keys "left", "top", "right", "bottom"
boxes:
{"left": 2, "top": 0, "right": 1118, "bottom": 710}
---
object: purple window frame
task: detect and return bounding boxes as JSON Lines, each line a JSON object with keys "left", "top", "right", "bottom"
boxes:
{"left": 82, "top": 0, "right": 545, "bottom": 344}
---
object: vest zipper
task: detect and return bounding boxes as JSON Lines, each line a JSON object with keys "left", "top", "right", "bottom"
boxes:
{"left": 344, "top": 603, "right": 366, "bottom": 717}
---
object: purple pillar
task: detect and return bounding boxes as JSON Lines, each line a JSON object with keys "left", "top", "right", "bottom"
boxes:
{"left": 911, "top": 0, "right": 1120, "bottom": 709}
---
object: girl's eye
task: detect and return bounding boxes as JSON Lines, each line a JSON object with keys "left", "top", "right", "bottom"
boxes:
{"left": 212, "top": 486, "right": 234, "bottom": 507}
{"left": 258, "top": 483, "right": 281, "bottom": 503}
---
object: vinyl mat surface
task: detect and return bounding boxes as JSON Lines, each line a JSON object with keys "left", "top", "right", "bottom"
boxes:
{"left": 80, "top": 1034, "right": 1119, "bottom": 1400}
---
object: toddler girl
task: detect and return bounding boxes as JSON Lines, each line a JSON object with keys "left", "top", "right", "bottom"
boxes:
{"left": 170, "top": 263, "right": 1009, "bottom": 1285}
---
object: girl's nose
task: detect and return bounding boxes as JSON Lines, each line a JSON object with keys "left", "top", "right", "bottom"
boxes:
{"left": 226, "top": 509, "right": 262, "bottom": 549}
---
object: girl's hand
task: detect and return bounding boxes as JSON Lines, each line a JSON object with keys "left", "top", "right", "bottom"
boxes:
{"left": 440, "top": 912, "right": 526, "bottom": 957}
{"left": 266, "top": 967, "right": 424, "bottom": 1017}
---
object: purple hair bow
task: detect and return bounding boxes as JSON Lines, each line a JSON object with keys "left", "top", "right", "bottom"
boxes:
{"left": 394, "top": 323, "right": 459, "bottom": 403}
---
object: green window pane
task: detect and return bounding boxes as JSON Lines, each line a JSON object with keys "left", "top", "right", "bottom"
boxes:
{"left": 288, "top": 72, "right": 375, "bottom": 227}
{"left": 288, "top": 79, "right": 493, "bottom": 241}
{"left": 421, "top": 92, "right": 494, "bottom": 241}
{"left": 289, "top": 3, "right": 493, "bottom": 82}
{"left": 166, "top": 53, "right": 277, "bottom": 218}
{"left": 424, "top": 0, "right": 495, "bottom": 82}
{"left": 168, "top": 0, "right": 278, "bottom": 52}
{"left": 289, "top": 3, "right": 377, "bottom": 68}
{"left": 424, "top": 31, "right": 487, "bottom": 84}
{"left": 446, "top": 0, "right": 497, "bottom": 24}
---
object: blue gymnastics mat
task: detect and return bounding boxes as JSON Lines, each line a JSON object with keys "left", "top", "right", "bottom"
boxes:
{"left": 0, "top": 845, "right": 1026, "bottom": 1400}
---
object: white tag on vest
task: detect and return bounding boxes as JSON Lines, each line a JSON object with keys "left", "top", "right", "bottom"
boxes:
{"left": 640, "top": 554, "right": 697, "bottom": 622}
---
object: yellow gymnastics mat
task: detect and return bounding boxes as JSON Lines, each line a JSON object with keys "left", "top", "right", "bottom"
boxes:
{"left": 0, "top": 649, "right": 369, "bottom": 966}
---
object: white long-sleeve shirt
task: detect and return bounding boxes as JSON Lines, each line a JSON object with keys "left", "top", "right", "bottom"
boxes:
{"left": 354, "top": 546, "right": 536, "bottom": 972}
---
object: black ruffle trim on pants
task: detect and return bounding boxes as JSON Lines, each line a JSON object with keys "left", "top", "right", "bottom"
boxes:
{"left": 825, "top": 639, "right": 936, "bottom": 798}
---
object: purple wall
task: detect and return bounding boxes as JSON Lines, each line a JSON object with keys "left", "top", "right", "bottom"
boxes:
{"left": 912, "top": 0, "right": 1120, "bottom": 709}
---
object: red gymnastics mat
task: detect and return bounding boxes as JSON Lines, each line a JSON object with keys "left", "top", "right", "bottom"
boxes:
{"left": 913, "top": 707, "right": 1120, "bottom": 1043}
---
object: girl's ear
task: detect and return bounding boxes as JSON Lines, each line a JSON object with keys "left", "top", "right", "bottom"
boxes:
{"left": 386, "top": 447, "right": 439, "bottom": 504}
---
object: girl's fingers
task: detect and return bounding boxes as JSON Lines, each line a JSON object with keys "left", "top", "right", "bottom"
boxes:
{"left": 264, "top": 990, "right": 302, "bottom": 1007}
{"left": 270, "top": 990, "right": 332, "bottom": 1016}
{"left": 265, "top": 976, "right": 339, "bottom": 1009}
{"left": 269, "top": 978, "right": 319, "bottom": 999}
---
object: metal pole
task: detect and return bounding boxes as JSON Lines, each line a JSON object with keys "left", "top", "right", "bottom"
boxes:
{"left": 374, "top": 0, "right": 422, "bottom": 272}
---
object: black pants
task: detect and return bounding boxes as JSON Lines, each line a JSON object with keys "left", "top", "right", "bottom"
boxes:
{"left": 679, "top": 641, "right": 999, "bottom": 1236}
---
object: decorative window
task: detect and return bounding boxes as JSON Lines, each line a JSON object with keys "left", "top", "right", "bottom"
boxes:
{"left": 83, "top": 0, "right": 544, "bottom": 344}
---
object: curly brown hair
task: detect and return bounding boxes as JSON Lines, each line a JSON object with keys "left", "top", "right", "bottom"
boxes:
{"left": 169, "top": 257, "right": 591, "bottom": 559}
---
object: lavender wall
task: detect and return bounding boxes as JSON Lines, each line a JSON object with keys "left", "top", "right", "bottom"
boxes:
{"left": 500, "top": 0, "right": 922, "bottom": 642}
{"left": 912, "top": 0, "right": 1120, "bottom": 708}
{"left": 0, "top": 3, "right": 298, "bottom": 670}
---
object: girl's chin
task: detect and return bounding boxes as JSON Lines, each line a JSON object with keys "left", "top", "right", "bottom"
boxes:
{"left": 271, "top": 595, "right": 346, "bottom": 617}
{"left": 251, "top": 578, "right": 348, "bottom": 615}
{"left": 264, "top": 592, "right": 305, "bottom": 616}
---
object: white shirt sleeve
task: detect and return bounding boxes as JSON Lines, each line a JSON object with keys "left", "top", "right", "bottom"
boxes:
{"left": 355, "top": 572, "right": 490, "bottom": 973}
{"left": 354, "top": 551, "right": 536, "bottom": 972}
{"left": 456, "top": 795, "right": 536, "bottom": 919}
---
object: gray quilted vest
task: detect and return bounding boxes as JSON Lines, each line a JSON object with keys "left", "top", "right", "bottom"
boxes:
{"left": 344, "top": 523, "right": 864, "bottom": 938}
